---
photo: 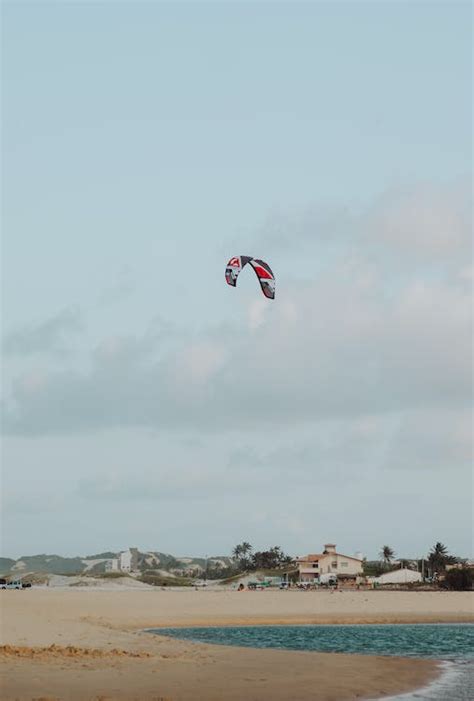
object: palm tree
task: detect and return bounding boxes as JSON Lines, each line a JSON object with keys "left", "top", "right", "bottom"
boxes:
{"left": 379, "top": 545, "right": 395, "bottom": 569}
{"left": 428, "top": 542, "right": 449, "bottom": 575}
{"left": 241, "top": 542, "right": 252, "bottom": 558}
{"left": 232, "top": 542, "right": 253, "bottom": 571}
{"left": 232, "top": 544, "right": 244, "bottom": 560}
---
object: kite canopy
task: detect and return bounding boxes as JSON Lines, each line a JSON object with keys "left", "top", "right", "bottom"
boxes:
{"left": 225, "top": 256, "right": 275, "bottom": 299}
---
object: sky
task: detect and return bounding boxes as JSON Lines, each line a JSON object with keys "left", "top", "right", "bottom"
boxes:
{"left": 1, "top": 0, "right": 472, "bottom": 561}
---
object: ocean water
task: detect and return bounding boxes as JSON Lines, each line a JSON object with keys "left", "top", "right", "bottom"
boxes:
{"left": 149, "top": 624, "right": 473, "bottom": 700}
{"left": 384, "top": 659, "right": 473, "bottom": 700}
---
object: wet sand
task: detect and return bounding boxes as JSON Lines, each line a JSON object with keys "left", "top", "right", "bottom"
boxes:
{"left": 1, "top": 588, "right": 472, "bottom": 700}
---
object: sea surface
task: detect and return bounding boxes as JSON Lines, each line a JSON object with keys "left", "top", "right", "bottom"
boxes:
{"left": 148, "top": 624, "right": 474, "bottom": 700}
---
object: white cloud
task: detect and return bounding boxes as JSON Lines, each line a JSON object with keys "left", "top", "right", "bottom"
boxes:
{"left": 3, "top": 182, "right": 471, "bottom": 436}
{"left": 2, "top": 180, "right": 472, "bottom": 559}
{"left": 366, "top": 180, "right": 472, "bottom": 260}
{"left": 247, "top": 298, "right": 268, "bottom": 330}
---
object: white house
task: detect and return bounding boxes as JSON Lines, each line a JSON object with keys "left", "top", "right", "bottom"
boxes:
{"left": 119, "top": 548, "right": 139, "bottom": 573}
{"left": 374, "top": 568, "right": 422, "bottom": 585}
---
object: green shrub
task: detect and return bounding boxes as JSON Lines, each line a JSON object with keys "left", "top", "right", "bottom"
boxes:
{"left": 442, "top": 568, "right": 473, "bottom": 591}
{"left": 138, "top": 574, "right": 192, "bottom": 587}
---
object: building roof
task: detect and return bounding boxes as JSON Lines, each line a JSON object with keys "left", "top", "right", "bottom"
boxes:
{"left": 295, "top": 552, "right": 363, "bottom": 563}
{"left": 374, "top": 568, "right": 422, "bottom": 584}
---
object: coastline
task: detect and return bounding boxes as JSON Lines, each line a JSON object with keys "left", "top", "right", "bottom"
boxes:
{"left": 1, "top": 589, "right": 472, "bottom": 700}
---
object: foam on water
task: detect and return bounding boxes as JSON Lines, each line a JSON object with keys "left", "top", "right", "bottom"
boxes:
{"left": 384, "top": 659, "right": 473, "bottom": 700}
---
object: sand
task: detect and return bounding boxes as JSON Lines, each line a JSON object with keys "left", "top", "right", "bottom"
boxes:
{"left": 1, "top": 587, "right": 472, "bottom": 700}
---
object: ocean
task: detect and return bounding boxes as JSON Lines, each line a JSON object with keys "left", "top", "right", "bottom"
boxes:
{"left": 148, "top": 624, "right": 474, "bottom": 700}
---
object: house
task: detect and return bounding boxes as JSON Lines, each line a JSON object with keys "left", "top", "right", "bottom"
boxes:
{"left": 374, "top": 568, "right": 422, "bottom": 585}
{"left": 119, "top": 548, "right": 139, "bottom": 572}
{"left": 294, "top": 544, "right": 363, "bottom": 583}
{"left": 103, "top": 548, "right": 139, "bottom": 574}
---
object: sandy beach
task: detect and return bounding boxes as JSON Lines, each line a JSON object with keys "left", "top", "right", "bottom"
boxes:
{"left": 1, "top": 586, "right": 472, "bottom": 700}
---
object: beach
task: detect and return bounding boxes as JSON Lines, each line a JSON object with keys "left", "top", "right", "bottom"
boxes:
{"left": 1, "top": 586, "right": 472, "bottom": 700}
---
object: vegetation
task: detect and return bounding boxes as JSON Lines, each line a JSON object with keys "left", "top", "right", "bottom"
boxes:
{"left": 2, "top": 544, "right": 468, "bottom": 589}
{"left": 427, "top": 542, "right": 458, "bottom": 576}
{"left": 138, "top": 574, "right": 192, "bottom": 587}
{"left": 379, "top": 545, "right": 395, "bottom": 569}
{"left": 363, "top": 560, "right": 389, "bottom": 577}
{"left": 231, "top": 542, "right": 292, "bottom": 573}
{"left": 251, "top": 547, "right": 293, "bottom": 570}
{"left": 13, "top": 554, "right": 85, "bottom": 575}
{"left": 442, "top": 568, "right": 473, "bottom": 591}
{"left": 232, "top": 542, "right": 253, "bottom": 571}
{"left": 0, "top": 558, "right": 16, "bottom": 574}
{"left": 204, "top": 563, "right": 240, "bottom": 580}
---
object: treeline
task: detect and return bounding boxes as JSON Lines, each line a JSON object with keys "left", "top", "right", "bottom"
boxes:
{"left": 363, "top": 541, "right": 472, "bottom": 590}
{"left": 203, "top": 542, "right": 293, "bottom": 580}
{"left": 232, "top": 542, "right": 293, "bottom": 571}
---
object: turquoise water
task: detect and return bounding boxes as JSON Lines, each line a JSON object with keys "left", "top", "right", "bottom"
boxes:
{"left": 150, "top": 624, "right": 473, "bottom": 659}
{"left": 148, "top": 624, "right": 474, "bottom": 700}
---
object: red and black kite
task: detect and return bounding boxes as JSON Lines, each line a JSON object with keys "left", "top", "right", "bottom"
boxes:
{"left": 225, "top": 256, "right": 275, "bottom": 299}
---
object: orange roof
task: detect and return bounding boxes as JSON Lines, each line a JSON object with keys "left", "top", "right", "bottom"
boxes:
{"left": 295, "top": 552, "right": 363, "bottom": 563}
{"left": 295, "top": 554, "right": 323, "bottom": 562}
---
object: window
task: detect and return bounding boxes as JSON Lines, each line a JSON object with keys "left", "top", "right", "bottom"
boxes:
{"left": 332, "top": 561, "right": 337, "bottom": 568}
{"left": 341, "top": 562, "right": 348, "bottom": 568}
{"left": 312, "top": 563, "right": 319, "bottom": 568}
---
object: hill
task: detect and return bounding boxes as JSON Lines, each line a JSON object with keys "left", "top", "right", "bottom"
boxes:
{"left": 0, "top": 549, "right": 234, "bottom": 578}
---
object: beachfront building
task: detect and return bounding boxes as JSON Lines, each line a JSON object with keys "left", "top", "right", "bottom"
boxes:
{"left": 119, "top": 548, "right": 139, "bottom": 572}
{"left": 373, "top": 568, "right": 422, "bottom": 585}
{"left": 104, "top": 548, "right": 139, "bottom": 574}
{"left": 294, "top": 544, "right": 363, "bottom": 583}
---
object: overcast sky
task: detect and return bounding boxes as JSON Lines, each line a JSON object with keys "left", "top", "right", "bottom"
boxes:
{"left": 1, "top": 1, "right": 472, "bottom": 561}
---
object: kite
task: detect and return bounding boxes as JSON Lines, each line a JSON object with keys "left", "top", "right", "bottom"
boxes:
{"left": 225, "top": 256, "right": 275, "bottom": 299}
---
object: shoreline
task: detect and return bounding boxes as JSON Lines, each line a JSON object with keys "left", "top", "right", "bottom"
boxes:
{"left": 138, "top": 612, "right": 473, "bottom": 628}
{"left": 1, "top": 589, "right": 472, "bottom": 700}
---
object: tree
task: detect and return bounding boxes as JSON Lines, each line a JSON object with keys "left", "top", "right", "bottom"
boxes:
{"left": 232, "top": 543, "right": 291, "bottom": 572}
{"left": 363, "top": 560, "right": 386, "bottom": 577}
{"left": 232, "top": 544, "right": 244, "bottom": 560}
{"left": 428, "top": 542, "right": 449, "bottom": 575}
{"left": 251, "top": 546, "right": 291, "bottom": 571}
{"left": 232, "top": 542, "right": 253, "bottom": 572}
{"left": 442, "top": 568, "right": 473, "bottom": 591}
{"left": 241, "top": 542, "right": 253, "bottom": 558}
{"left": 379, "top": 545, "right": 395, "bottom": 569}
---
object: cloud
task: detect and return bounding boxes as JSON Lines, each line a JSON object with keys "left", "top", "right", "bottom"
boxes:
{"left": 2, "top": 181, "right": 472, "bottom": 438}
{"left": 76, "top": 466, "right": 234, "bottom": 502}
{"left": 2, "top": 307, "right": 82, "bottom": 357}
{"left": 383, "top": 408, "right": 472, "bottom": 471}
{"left": 366, "top": 180, "right": 472, "bottom": 261}
{"left": 2, "top": 272, "right": 470, "bottom": 436}
{"left": 251, "top": 178, "right": 472, "bottom": 275}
